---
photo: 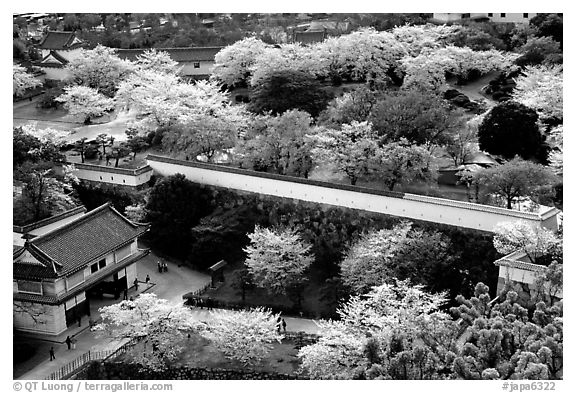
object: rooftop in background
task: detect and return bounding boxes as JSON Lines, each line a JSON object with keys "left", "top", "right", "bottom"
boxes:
{"left": 39, "top": 31, "right": 84, "bottom": 51}
{"left": 116, "top": 47, "right": 223, "bottom": 63}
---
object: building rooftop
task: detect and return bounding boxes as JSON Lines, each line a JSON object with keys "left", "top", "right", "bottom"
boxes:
{"left": 39, "top": 31, "right": 84, "bottom": 50}
{"left": 116, "top": 47, "right": 223, "bottom": 63}
{"left": 14, "top": 203, "right": 149, "bottom": 279}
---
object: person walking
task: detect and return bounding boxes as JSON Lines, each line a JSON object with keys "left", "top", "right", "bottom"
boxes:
{"left": 133, "top": 278, "right": 139, "bottom": 291}
{"left": 49, "top": 347, "right": 55, "bottom": 361}
{"left": 163, "top": 263, "right": 168, "bottom": 273}
{"left": 281, "top": 318, "right": 287, "bottom": 333}
{"left": 123, "top": 288, "right": 128, "bottom": 300}
{"left": 66, "top": 336, "right": 72, "bottom": 350}
{"left": 145, "top": 274, "right": 150, "bottom": 284}
{"left": 157, "top": 261, "right": 162, "bottom": 273}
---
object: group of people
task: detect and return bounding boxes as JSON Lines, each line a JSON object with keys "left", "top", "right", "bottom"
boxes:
{"left": 276, "top": 317, "right": 287, "bottom": 333}
{"left": 157, "top": 261, "right": 168, "bottom": 273}
{"left": 188, "top": 297, "right": 214, "bottom": 310}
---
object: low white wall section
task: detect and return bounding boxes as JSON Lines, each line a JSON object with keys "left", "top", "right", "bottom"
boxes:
{"left": 146, "top": 155, "right": 559, "bottom": 233}
{"left": 70, "top": 162, "right": 153, "bottom": 187}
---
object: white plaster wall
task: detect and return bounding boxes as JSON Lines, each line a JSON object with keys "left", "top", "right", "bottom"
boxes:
{"left": 13, "top": 302, "right": 67, "bottom": 336}
{"left": 125, "top": 263, "right": 138, "bottom": 288}
{"left": 73, "top": 166, "right": 152, "bottom": 187}
{"left": 433, "top": 13, "right": 467, "bottom": 22}
{"left": 489, "top": 13, "right": 536, "bottom": 23}
{"left": 179, "top": 61, "right": 214, "bottom": 77}
{"left": 148, "top": 159, "right": 557, "bottom": 233}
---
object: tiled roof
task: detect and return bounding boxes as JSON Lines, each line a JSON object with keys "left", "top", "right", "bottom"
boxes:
{"left": 116, "top": 47, "right": 223, "bottom": 63}
{"left": 13, "top": 206, "right": 86, "bottom": 234}
{"left": 14, "top": 250, "right": 150, "bottom": 305}
{"left": 39, "top": 31, "right": 83, "bottom": 50}
{"left": 13, "top": 244, "right": 60, "bottom": 279}
{"left": 28, "top": 203, "right": 149, "bottom": 277}
{"left": 36, "top": 50, "right": 69, "bottom": 68}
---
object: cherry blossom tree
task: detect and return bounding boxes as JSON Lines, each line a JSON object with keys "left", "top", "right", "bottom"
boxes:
{"left": 250, "top": 43, "right": 327, "bottom": 86}
{"left": 493, "top": 221, "right": 561, "bottom": 264}
{"left": 243, "top": 226, "right": 313, "bottom": 297}
{"left": 134, "top": 48, "right": 179, "bottom": 74}
{"left": 311, "top": 121, "right": 379, "bottom": 185}
{"left": 339, "top": 222, "right": 413, "bottom": 294}
{"left": 211, "top": 37, "right": 272, "bottom": 87}
{"left": 56, "top": 85, "right": 114, "bottom": 124}
{"left": 117, "top": 72, "right": 231, "bottom": 133}
{"left": 374, "top": 139, "right": 436, "bottom": 191}
{"left": 401, "top": 46, "right": 518, "bottom": 91}
{"left": 298, "top": 280, "right": 452, "bottom": 379}
{"left": 94, "top": 293, "right": 200, "bottom": 371}
{"left": 201, "top": 307, "right": 283, "bottom": 366}
{"left": 318, "top": 86, "right": 377, "bottom": 128}
{"left": 65, "top": 44, "right": 134, "bottom": 96}
{"left": 315, "top": 29, "right": 406, "bottom": 87}
{"left": 162, "top": 103, "right": 248, "bottom": 162}
{"left": 391, "top": 24, "right": 462, "bottom": 56}
{"left": 124, "top": 203, "right": 147, "bottom": 222}
{"left": 237, "top": 110, "right": 316, "bottom": 177}
{"left": 512, "top": 64, "right": 563, "bottom": 122}
{"left": 13, "top": 64, "right": 42, "bottom": 97}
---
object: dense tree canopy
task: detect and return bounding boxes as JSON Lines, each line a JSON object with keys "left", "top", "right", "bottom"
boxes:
{"left": 368, "top": 89, "right": 464, "bottom": 147}
{"left": 248, "top": 70, "right": 331, "bottom": 118}
{"left": 473, "top": 157, "right": 558, "bottom": 209}
{"left": 299, "top": 281, "right": 563, "bottom": 380}
{"left": 318, "top": 86, "right": 377, "bottom": 129}
{"left": 373, "top": 139, "right": 436, "bottom": 191}
{"left": 211, "top": 37, "right": 272, "bottom": 87}
{"left": 478, "top": 101, "right": 547, "bottom": 162}
{"left": 339, "top": 222, "right": 413, "bottom": 294}
{"left": 145, "top": 174, "right": 211, "bottom": 257}
{"left": 237, "top": 110, "right": 316, "bottom": 177}
{"left": 311, "top": 121, "right": 379, "bottom": 185}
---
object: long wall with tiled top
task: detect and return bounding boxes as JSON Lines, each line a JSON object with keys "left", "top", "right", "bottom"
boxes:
{"left": 146, "top": 155, "right": 560, "bottom": 233}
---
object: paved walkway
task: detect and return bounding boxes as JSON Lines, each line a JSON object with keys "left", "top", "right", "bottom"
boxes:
{"left": 15, "top": 251, "right": 320, "bottom": 380}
